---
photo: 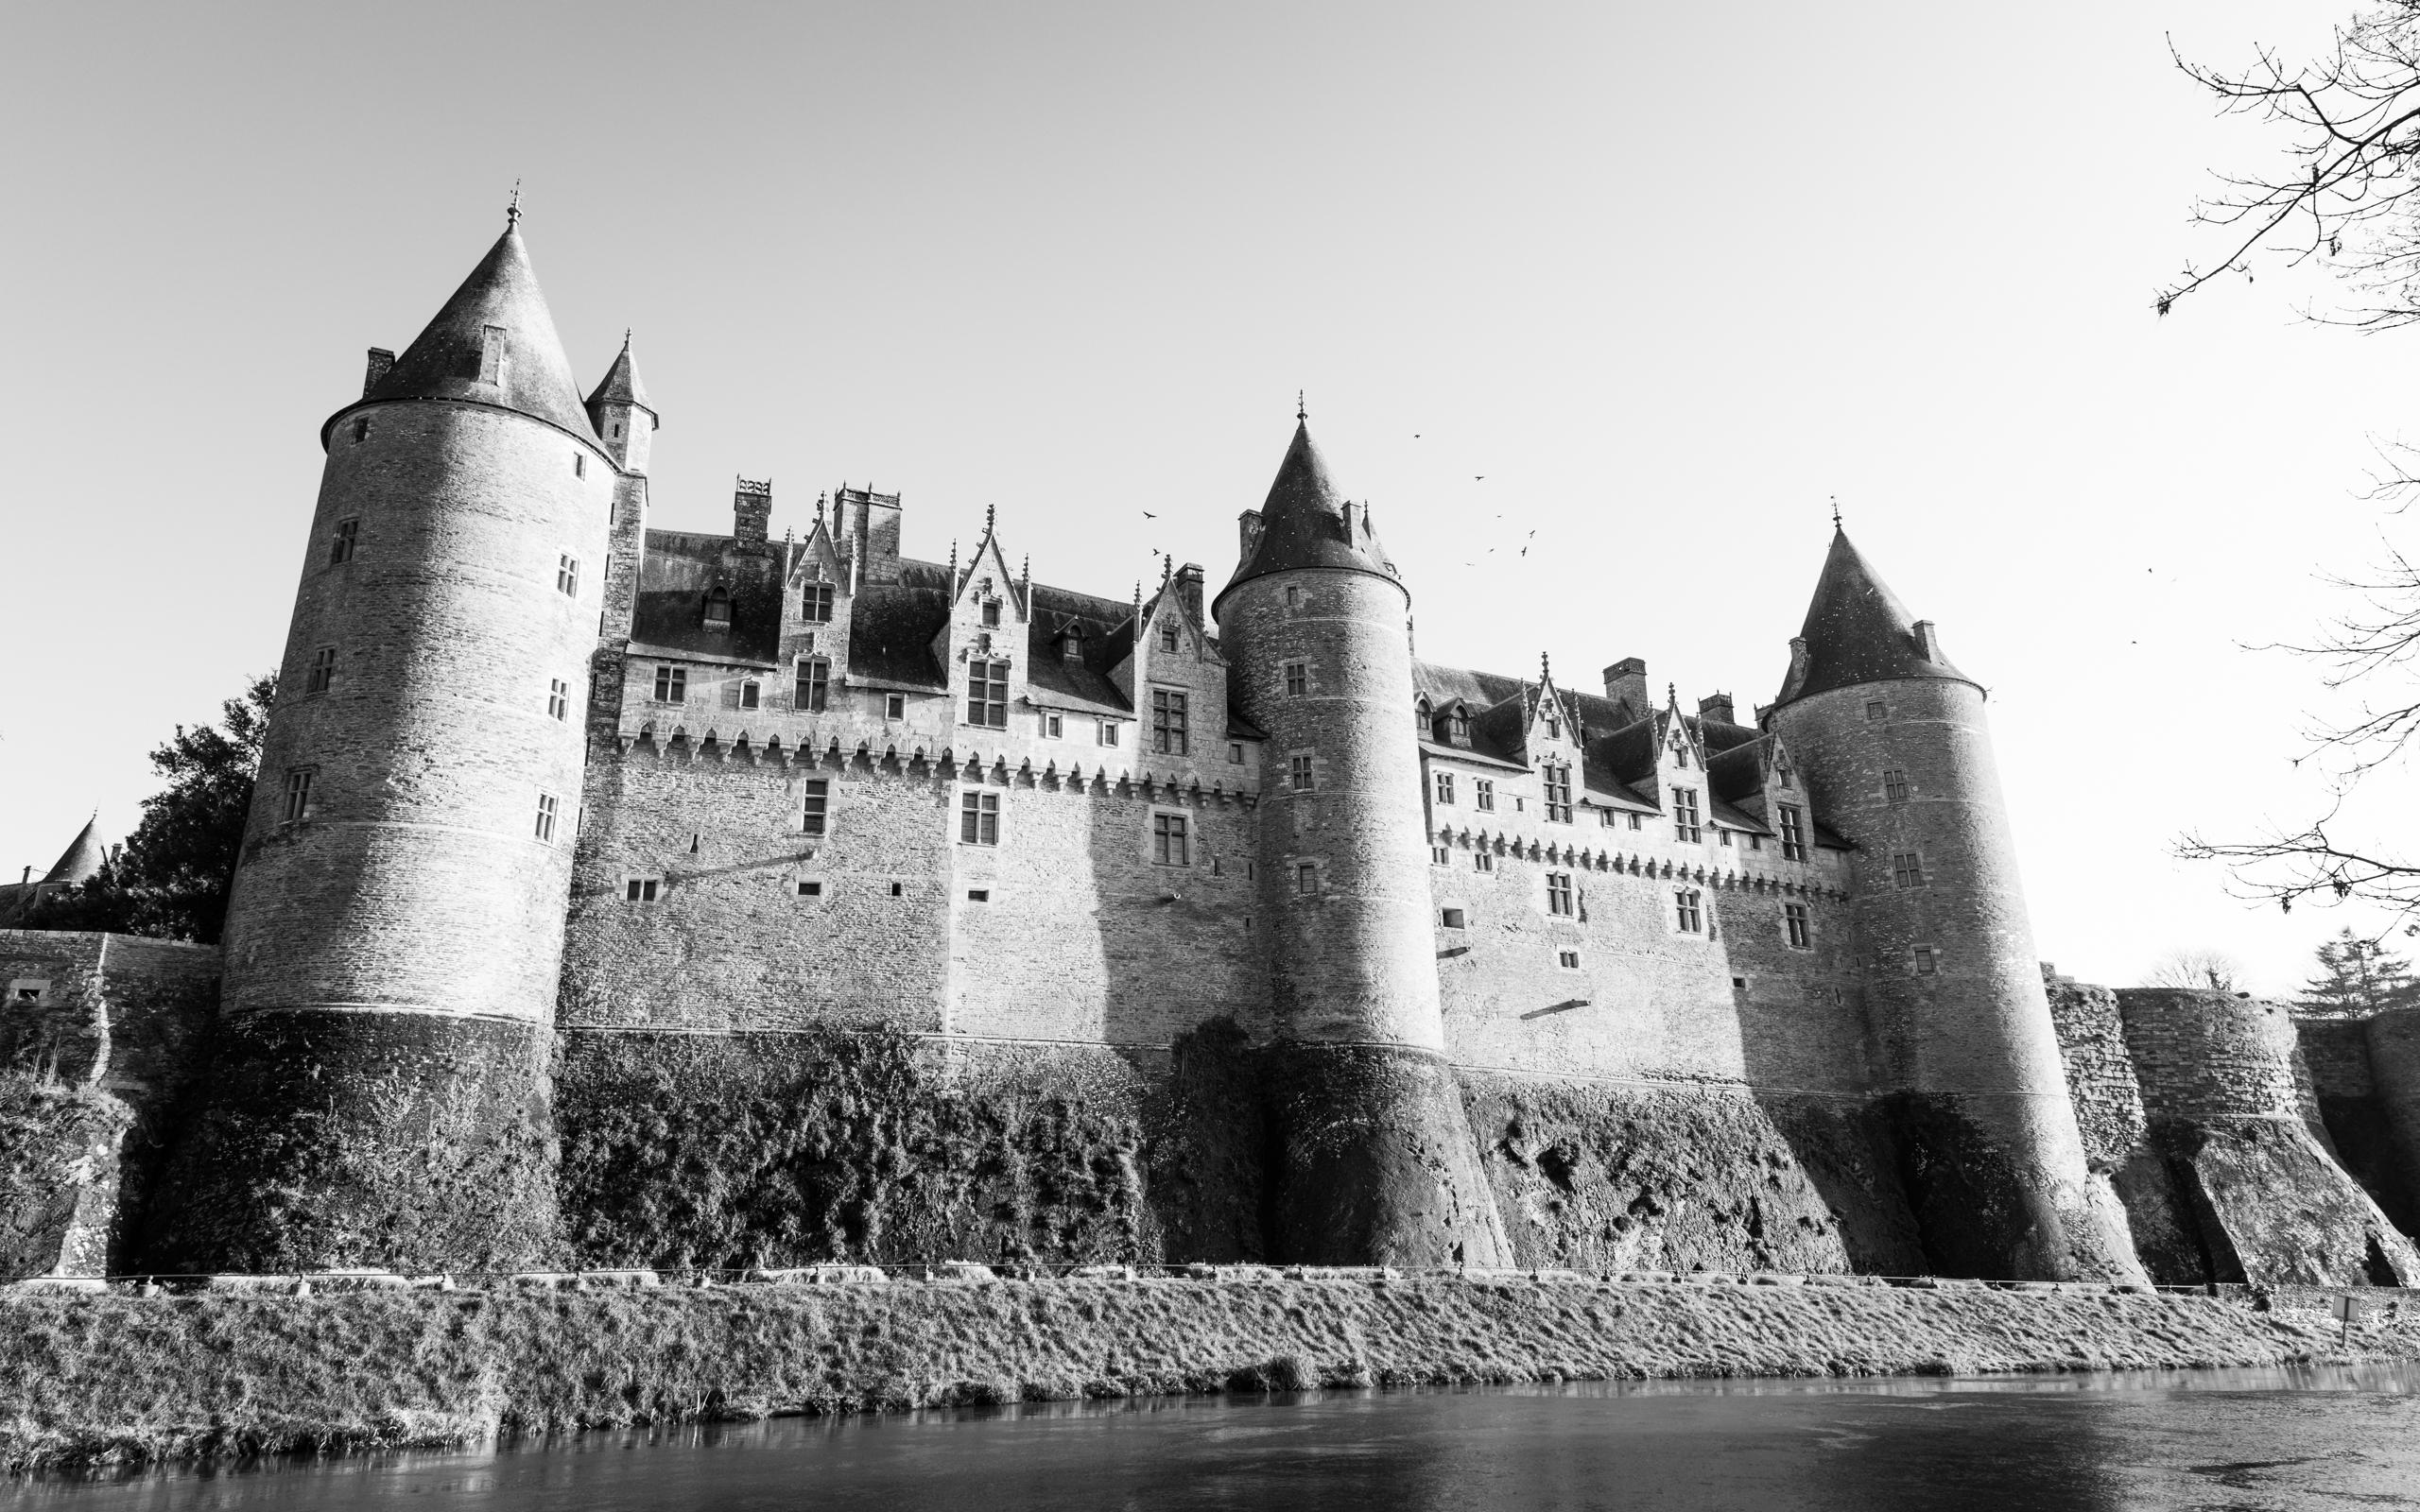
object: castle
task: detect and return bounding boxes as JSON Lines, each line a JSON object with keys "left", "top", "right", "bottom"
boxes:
{"left": 10, "top": 211, "right": 2420, "bottom": 1287}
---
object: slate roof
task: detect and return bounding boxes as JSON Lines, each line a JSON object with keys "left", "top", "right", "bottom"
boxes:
{"left": 331, "top": 226, "right": 596, "bottom": 446}
{"left": 1217, "top": 421, "right": 1401, "bottom": 607}
{"left": 631, "top": 531, "right": 785, "bottom": 665}
{"left": 1777, "top": 528, "right": 1971, "bottom": 705}
{"left": 44, "top": 817, "right": 106, "bottom": 885}
{"left": 583, "top": 332, "right": 655, "bottom": 422}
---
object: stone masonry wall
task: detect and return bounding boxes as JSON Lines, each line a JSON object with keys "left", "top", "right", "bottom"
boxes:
{"left": 2298, "top": 1016, "right": 2416, "bottom": 1231}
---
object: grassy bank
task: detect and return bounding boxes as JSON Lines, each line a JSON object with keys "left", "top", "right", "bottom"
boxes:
{"left": 4, "top": 1275, "right": 2404, "bottom": 1472}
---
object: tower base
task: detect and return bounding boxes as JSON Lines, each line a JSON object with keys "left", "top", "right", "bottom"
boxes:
{"left": 1264, "top": 1042, "right": 1509, "bottom": 1267}
{"left": 1892, "top": 1091, "right": 2143, "bottom": 1282}
{"left": 143, "top": 1010, "right": 558, "bottom": 1274}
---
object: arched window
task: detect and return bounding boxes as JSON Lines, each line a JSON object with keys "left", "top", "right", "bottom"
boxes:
{"left": 703, "top": 584, "right": 733, "bottom": 627}
{"left": 1449, "top": 706, "right": 1470, "bottom": 742}
{"left": 1416, "top": 697, "right": 1432, "bottom": 738}
{"left": 1063, "top": 632, "right": 1083, "bottom": 662}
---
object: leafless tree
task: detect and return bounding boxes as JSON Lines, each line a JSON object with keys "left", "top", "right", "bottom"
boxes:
{"left": 2167, "top": 8, "right": 2420, "bottom": 935}
{"left": 2140, "top": 950, "right": 2249, "bottom": 993}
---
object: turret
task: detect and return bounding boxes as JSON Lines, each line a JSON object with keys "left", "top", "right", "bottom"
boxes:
{"left": 152, "top": 209, "right": 610, "bottom": 1272}
{"left": 1765, "top": 528, "right": 2141, "bottom": 1281}
{"left": 1213, "top": 414, "right": 1508, "bottom": 1267}
{"left": 584, "top": 331, "right": 656, "bottom": 474}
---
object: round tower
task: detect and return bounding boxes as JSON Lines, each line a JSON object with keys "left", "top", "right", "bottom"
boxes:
{"left": 150, "top": 214, "right": 613, "bottom": 1272}
{"left": 1765, "top": 528, "right": 2142, "bottom": 1282}
{"left": 1213, "top": 417, "right": 1508, "bottom": 1267}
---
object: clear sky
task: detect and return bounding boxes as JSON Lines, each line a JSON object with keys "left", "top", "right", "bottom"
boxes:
{"left": 3, "top": 0, "right": 2411, "bottom": 994}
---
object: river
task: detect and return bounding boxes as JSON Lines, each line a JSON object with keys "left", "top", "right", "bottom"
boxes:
{"left": 18, "top": 1366, "right": 2420, "bottom": 1510}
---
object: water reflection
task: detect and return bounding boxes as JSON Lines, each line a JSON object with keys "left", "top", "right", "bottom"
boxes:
{"left": 25, "top": 1366, "right": 2420, "bottom": 1512}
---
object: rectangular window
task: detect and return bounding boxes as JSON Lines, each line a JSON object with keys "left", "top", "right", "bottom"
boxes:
{"left": 575, "top": 453, "right": 586, "bottom": 479}
{"left": 886, "top": 694, "right": 907, "bottom": 720}
{"left": 1785, "top": 902, "right": 1810, "bottom": 949}
{"left": 981, "top": 600, "right": 1001, "bottom": 627}
{"left": 534, "top": 792, "right": 560, "bottom": 844}
{"left": 283, "top": 767, "right": 313, "bottom": 823}
{"left": 654, "top": 664, "right": 686, "bottom": 704}
{"left": 1153, "top": 813, "right": 1189, "bottom": 866}
{"left": 802, "top": 778, "right": 830, "bottom": 836}
{"left": 1883, "top": 769, "right": 1909, "bottom": 802}
{"left": 794, "top": 659, "right": 829, "bottom": 713}
{"left": 959, "top": 789, "right": 999, "bottom": 845}
{"left": 1557, "top": 949, "right": 1582, "bottom": 970}
{"left": 797, "top": 880, "right": 823, "bottom": 898}
{"left": 1865, "top": 699, "right": 1887, "bottom": 722}
{"left": 1626, "top": 813, "right": 1642, "bottom": 831}
{"left": 1778, "top": 804, "right": 1806, "bottom": 862}
{"left": 1913, "top": 944, "right": 1939, "bottom": 975}
{"left": 1675, "top": 887, "right": 1703, "bottom": 934}
{"left": 1434, "top": 772, "right": 1456, "bottom": 805}
{"left": 1046, "top": 713, "right": 1063, "bottom": 738}
{"left": 1159, "top": 623, "right": 1180, "bottom": 652}
{"left": 304, "top": 645, "right": 336, "bottom": 696}
{"left": 1099, "top": 720, "right": 1120, "bottom": 747}
{"left": 1229, "top": 742, "right": 1244, "bottom": 764}
{"left": 625, "top": 877, "right": 660, "bottom": 902}
{"left": 1284, "top": 662, "right": 1307, "bottom": 696}
{"left": 329, "top": 519, "right": 358, "bottom": 565}
{"left": 1719, "top": 829, "right": 1733, "bottom": 847}
{"left": 1296, "top": 862, "right": 1318, "bottom": 895}
{"left": 1152, "top": 689, "right": 1190, "bottom": 755}
{"left": 557, "top": 554, "right": 579, "bottom": 597}
{"left": 1543, "top": 763, "right": 1572, "bottom": 823}
{"left": 1475, "top": 851, "right": 1495, "bottom": 872}
{"left": 479, "top": 323, "right": 509, "bottom": 385}
{"left": 1288, "top": 754, "right": 1315, "bottom": 792}
{"left": 1442, "top": 907, "right": 1466, "bottom": 928}
{"left": 966, "top": 659, "right": 1009, "bottom": 728}
{"left": 1474, "top": 779, "right": 1495, "bottom": 811}
{"left": 1431, "top": 846, "right": 1449, "bottom": 866}
{"left": 1547, "top": 871, "right": 1573, "bottom": 916}
{"left": 1892, "top": 851, "right": 1925, "bottom": 889}
{"left": 739, "top": 679, "right": 761, "bottom": 710}
{"left": 1671, "top": 786, "right": 1702, "bottom": 843}
{"left": 548, "top": 678, "right": 569, "bottom": 720}
{"left": 802, "top": 583, "right": 835, "bottom": 623}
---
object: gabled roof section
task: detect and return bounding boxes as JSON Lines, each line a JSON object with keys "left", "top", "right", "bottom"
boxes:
{"left": 1775, "top": 528, "right": 1972, "bottom": 705}
{"left": 584, "top": 331, "right": 655, "bottom": 423}
{"left": 1216, "top": 420, "right": 1402, "bottom": 608}
{"left": 334, "top": 225, "right": 596, "bottom": 446}
{"left": 44, "top": 817, "right": 105, "bottom": 885}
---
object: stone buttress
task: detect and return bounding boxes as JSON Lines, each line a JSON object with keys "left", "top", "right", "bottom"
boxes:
{"left": 148, "top": 216, "right": 613, "bottom": 1271}
{"left": 1213, "top": 419, "right": 1510, "bottom": 1266}
{"left": 1766, "top": 529, "right": 2143, "bottom": 1281}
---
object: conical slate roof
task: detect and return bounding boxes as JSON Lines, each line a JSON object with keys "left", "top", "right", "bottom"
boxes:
{"left": 43, "top": 816, "right": 105, "bottom": 885}
{"left": 1218, "top": 420, "right": 1400, "bottom": 606}
{"left": 584, "top": 332, "right": 654, "bottom": 421}
{"left": 1774, "top": 529, "right": 1970, "bottom": 705}
{"left": 338, "top": 225, "right": 595, "bottom": 443}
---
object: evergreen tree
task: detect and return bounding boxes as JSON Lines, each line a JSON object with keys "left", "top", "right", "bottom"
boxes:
{"left": 28, "top": 675, "right": 273, "bottom": 944}
{"left": 2297, "top": 927, "right": 2420, "bottom": 1018}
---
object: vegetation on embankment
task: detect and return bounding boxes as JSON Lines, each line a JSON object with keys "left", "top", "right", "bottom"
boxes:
{"left": 3, "top": 1275, "right": 2402, "bottom": 1473}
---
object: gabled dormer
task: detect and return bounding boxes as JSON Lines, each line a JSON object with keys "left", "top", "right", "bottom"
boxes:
{"left": 934, "top": 513, "right": 1028, "bottom": 734}
{"left": 1115, "top": 560, "right": 1229, "bottom": 763}
{"left": 1525, "top": 661, "right": 1583, "bottom": 825}
{"left": 780, "top": 510, "right": 854, "bottom": 714}
{"left": 1650, "top": 688, "right": 1712, "bottom": 844}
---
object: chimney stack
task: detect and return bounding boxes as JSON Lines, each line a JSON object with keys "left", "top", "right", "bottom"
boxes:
{"left": 734, "top": 476, "right": 772, "bottom": 547}
{"left": 1176, "top": 562, "right": 1206, "bottom": 624}
{"left": 1602, "top": 658, "right": 1649, "bottom": 717}
{"left": 1698, "top": 692, "right": 1737, "bottom": 727}
{"left": 1912, "top": 620, "right": 1942, "bottom": 662}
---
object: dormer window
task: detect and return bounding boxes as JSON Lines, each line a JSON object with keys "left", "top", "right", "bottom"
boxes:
{"left": 1449, "top": 706, "right": 1470, "bottom": 744}
{"left": 478, "top": 324, "right": 509, "bottom": 387}
{"left": 982, "top": 599, "right": 1001, "bottom": 627}
{"left": 801, "top": 583, "right": 835, "bottom": 623}
{"left": 1159, "top": 623, "right": 1180, "bottom": 653}
{"left": 1063, "top": 633, "right": 1083, "bottom": 662}
{"left": 1673, "top": 745, "right": 1690, "bottom": 769}
{"left": 1416, "top": 698, "right": 1432, "bottom": 738}
{"left": 1545, "top": 713, "right": 1561, "bottom": 740}
{"left": 704, "top": 585, "right": 732, "bottom": 629}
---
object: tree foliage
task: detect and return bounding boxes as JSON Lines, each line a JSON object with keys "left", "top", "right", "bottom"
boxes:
{"left": 2167, "top": 9, "right": 2420, "bottom": 930}
{"left": 27, "top": 675, "right": 272, "bottom": 943}
{"left": 2140, "top": 949, "right": 2247, "bottom": 993}
{"left": 2297, "top": 926, "right": 2420, "bottom": 1016}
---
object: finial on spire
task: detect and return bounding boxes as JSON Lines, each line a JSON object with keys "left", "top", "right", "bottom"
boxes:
{"left": 622, "top": 327, "right": 632, "bottom": 348}
{"left": 1829, "top": 494, "right": 1841, "bottom": 529}
{"left": 1296, "top": 389, "right": 1306, "bottom": 421}
{"left": 1540, "top": 651, "right": 1552, "bottom": 683}
{"left": 985, "top": 502, "right": 995, "bottom": 536}
{"left": 1667, "top": 680, "right": 1678, "bottom": 706}
{"left": 507, "top": 180, "right": 523, "bottom": 230}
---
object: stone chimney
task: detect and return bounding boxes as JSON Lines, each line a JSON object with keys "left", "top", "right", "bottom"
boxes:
{"left": 734, "top": 476, "right": 772, "bottom": 547}
{"left": 362, "top": 347, "right": 395, "bottom": 396}
{"left": 1237, "top": 509, "right": 1265, "bottom": 565}
{"left": 1698, "top": 692, "right": 1737, "bottom": 727}
{"left": 1602, "top": 658, "right": 1649, "bottom": 717}
{"left": 1912, "top": 620, "right": 1942, "bottom": 662}
{"left": 1175, "top": 562, "right": 1206, "bottom": 624}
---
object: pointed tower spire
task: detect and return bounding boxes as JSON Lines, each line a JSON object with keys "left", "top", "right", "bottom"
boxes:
{"left": 1217, "top": 417, "right": 1402, "bottom": 607}
{"left": 43, "top": 816, "right": 106, "bottom": 885}
{"left": 334, "top": 219, "right": 595, "bottom": 446}
{"left": 1773, "top": 529, "right": 1972, "bottom": 706}
{"left": 584, "top": 329, "right": 658, "bottom": 472}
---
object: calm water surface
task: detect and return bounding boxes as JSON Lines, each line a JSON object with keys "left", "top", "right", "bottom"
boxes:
{"left": 23, "top": 1366, "right": 2420, "bottom": 1511}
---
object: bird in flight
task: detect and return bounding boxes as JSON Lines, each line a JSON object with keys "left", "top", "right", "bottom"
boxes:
{"left": 1143, "top": 510, "right": 1158, "bottom": 519}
